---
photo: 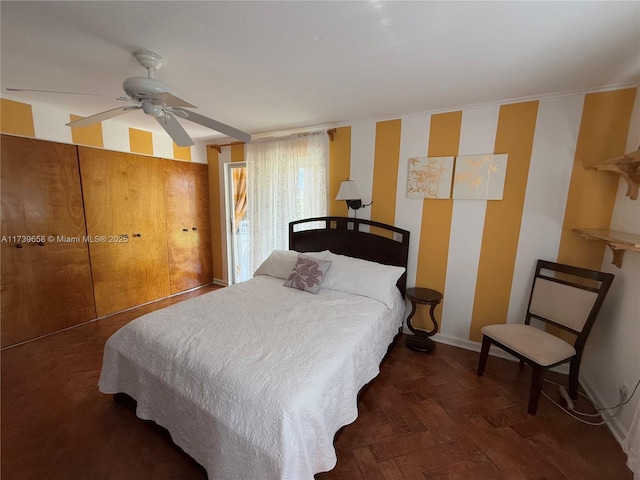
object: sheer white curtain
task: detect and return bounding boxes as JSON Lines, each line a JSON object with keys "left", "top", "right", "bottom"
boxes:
{"left": 246, "top": 131, "right": 328, "bottom": 275}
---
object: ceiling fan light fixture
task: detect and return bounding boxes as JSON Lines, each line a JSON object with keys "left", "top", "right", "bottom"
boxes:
{"left": 141, "top": 100, "right": 163, "bottom": 117}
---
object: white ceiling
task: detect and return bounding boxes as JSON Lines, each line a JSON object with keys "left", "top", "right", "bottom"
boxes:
{"left": 2, "top": 1, "right": 639, "bottom": 143}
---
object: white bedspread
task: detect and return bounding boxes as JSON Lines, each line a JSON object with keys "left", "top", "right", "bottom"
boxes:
{"left": 98, "top": 275, "right": 404, "bottom": 479}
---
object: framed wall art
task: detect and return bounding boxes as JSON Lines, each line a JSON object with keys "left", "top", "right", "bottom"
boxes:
{"left": 452, "top": 154, "right": 508, "bottom": 200}
{"left": 406, "top": 156, "right": 454, "bottom": 199}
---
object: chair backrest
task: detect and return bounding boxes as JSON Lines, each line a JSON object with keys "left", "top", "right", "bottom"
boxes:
{"left": 525, "top": 260, "right": 614, "bottom": 349}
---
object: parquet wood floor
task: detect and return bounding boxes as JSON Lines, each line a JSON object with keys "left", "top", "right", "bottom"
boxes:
{"left": 1, "top": 286, "right": 632, "bottom": 479}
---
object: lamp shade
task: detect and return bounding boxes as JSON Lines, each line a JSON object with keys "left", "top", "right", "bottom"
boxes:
{"left": 335, "top": 180, "right": 362, "bottom": 200}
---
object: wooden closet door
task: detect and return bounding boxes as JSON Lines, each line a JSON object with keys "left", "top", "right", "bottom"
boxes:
{"left": 78, "top": 147, "right": 170, "bottom": 317}
{"left": 1, "top": 136, "right": 96, "bottom": 347}
{"left": 192, "top": 163, "right": 213, "bottom": 286}
{"left": 164, "top": 161, "right": 213, "bottom": 294}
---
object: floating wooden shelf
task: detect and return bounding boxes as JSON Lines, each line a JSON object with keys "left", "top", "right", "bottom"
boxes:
{"left": 573, "top": 228, "right": 640, "bottom": 268}
{"left": 592, "top": 150, "right": 640, "bottom": 200}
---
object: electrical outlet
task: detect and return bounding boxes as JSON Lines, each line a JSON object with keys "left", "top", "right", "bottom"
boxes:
{"left": 619, "top": 384, "right": 630, "bottom": 404}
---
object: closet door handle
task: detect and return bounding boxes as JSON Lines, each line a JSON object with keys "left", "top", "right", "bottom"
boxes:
{"left": 192, "top": 227, "right": 198, "bottom": 231}
{"left": 133, "top": 233, "right": 141, "bottom": 238}
{"left": 182, "top": 228, "right": 189, "bottom": 232}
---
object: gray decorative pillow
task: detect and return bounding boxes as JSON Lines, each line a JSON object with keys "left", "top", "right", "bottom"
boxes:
{"left": 283, "top": 254, "right": 332, "bottom": 294}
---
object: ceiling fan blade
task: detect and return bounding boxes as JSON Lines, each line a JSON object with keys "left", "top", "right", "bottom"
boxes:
{"left": 147, "top": 92, "right": 195, "bottom": 108}
{"left": 155, "top": 112, "right": 194, "bottom": 147}
{"left": 173, "top": 108, "right": 251, "bottom": 143}
{"left": 6, "top": 87, "right": 103, "bottom": 97}
{"left": 65, "top": 106, "right": 141, "bottom": 128}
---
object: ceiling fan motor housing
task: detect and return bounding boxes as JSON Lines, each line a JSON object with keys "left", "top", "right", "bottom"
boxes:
{"left": 123, "top": 76, "right": 174, "bottom": 102}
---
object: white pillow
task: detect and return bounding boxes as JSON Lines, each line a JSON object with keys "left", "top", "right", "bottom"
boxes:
{"left": 321, "top": 251, "right": 405, "bottom": 308}
{"left": 253, "top": 250, "right": 329, "bottom": 280}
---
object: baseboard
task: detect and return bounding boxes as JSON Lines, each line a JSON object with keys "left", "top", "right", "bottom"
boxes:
{"left": 213, "top": 278, "right": 229, "bottom": 287}
{"left": 432, "top": 332, "right": 485, "bottom": 354}
{"left": 579, "top": 375, "right": 628, "bottom": 448}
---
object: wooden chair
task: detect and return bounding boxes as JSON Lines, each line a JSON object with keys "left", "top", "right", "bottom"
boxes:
{"left": 476, "top": 259, "right": 614, "bottom": 415}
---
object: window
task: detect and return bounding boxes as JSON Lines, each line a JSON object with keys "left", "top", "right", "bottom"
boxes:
{"left": 246, "top": 131, "right": 329, "bottom": 275}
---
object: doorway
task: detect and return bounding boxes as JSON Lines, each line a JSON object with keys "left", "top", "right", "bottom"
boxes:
{"left": 225, "top": 162, "right": 251, "bottom": 284}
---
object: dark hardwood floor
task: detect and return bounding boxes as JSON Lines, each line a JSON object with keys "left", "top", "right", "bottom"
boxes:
{"left": 2, "top": 286, "right": 632, "bottom": 480}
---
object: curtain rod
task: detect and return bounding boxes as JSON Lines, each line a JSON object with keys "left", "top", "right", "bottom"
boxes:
{"left": 208, "top": 141, "right": 244, "bottom": 153}
{"left": 209, "top": 129, "right": 337, "bottom": 152}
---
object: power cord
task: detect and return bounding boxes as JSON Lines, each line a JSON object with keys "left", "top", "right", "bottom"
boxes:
{"left": 596, "top": 378, "right": 640, "bottom": 411}
{"left": 541, "top": 378, "right": 640, "bottom": 426}
{"left": 542, "top": 380, "right": 605, "bottom": 425}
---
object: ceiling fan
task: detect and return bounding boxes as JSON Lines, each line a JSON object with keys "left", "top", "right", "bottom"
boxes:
{"left": 6, "top": 50, "right": 251, "bottom": 146}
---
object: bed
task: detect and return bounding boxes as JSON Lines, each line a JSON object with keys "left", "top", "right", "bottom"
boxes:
{"left": 98, "top": 216, "right": 410, "bottom": 479}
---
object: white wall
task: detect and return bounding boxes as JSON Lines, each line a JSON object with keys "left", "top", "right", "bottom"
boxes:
{"left": 582, "top": 91, "right": 640, "bottom": 445}
{"left": 349, "top": 119, "right": 376, "bottom": 221}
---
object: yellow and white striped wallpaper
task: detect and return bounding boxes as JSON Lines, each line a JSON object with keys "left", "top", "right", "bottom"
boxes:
{"left": 329, "top": 88, "right": 636, "bottom": 347}
{"left": 0, "top": 97, "right": 203, "bottom": 163}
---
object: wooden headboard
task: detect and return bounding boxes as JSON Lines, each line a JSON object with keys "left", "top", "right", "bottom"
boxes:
{"left": 289, "top": 216, "right": 410, "bottom": 296}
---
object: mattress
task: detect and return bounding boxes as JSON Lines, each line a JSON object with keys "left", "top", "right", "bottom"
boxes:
{"left": 98, "top": 274, "right": 404, "bottom": 479}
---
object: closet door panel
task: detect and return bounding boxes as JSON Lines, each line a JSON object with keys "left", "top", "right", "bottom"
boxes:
{"left": 164, "top": 162, "right": 212, "bottom": 294}
{"left": 79, "top": 147, "right": 169, "bottom": 316}
{"left": 164, "top": 161, "right": 195, "bottom": 293}
{"left": 1, "top": 136, "right": 95, "bottom": 347}
{"left": 192, "top": 163, "right": 213, "bottom": 286}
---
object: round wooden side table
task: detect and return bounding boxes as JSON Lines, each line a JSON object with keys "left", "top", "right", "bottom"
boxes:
{"left": 405, "top": 287, "right": 443, "bottom": 354}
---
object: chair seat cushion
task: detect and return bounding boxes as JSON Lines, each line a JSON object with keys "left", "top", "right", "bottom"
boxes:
{"left": 481, "top": 324, "right": 576, "bottom": 367}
